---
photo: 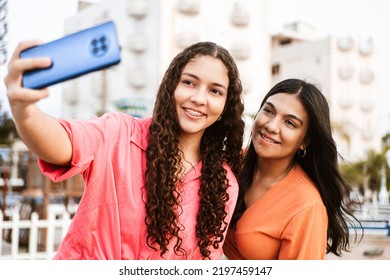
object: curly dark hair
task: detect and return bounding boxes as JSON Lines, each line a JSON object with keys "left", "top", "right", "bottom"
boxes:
{"left": 231, "top": 78, "right": 362, "bottom": 257}
{"left": 144, "top": 42, "right": 245, "bottom": 259}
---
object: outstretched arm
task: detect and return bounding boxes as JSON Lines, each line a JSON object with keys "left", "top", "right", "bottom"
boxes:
{"left": 4, "top": 40, "right": 72, "bottom": 166}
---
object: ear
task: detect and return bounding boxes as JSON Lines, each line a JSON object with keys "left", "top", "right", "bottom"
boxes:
{"left": 300, "top": 138, "right": 311, "bottom": 150}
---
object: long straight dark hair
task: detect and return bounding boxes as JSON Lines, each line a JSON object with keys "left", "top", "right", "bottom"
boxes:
{"left": 231, "top": 78, "right": 361, "bottom": 256}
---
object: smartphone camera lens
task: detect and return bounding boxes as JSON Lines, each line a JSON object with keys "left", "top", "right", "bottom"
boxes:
{"left": 90, "top": 36, "right": 110, "bottom": 57}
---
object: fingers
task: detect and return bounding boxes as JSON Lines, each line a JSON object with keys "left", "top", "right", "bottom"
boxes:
{"left": 10, "top": 39, "right": 44, "bottom": 61}
{"left": 4, "top": 56, "right": 51, "bottom": 86}
{"left": 6, "top": 39, "right": 51, "bottom": 83}
{"left": 4, "top": 40, "right": 52, "bottom": 106}
{"left": 7, "top": 40, "right": 52, "bottom": 79}
{"left": 7, "top": 84, "right": 49, "bottom": 103}
{"left": 12, "top": 56, "right": 52, "bottom": 72}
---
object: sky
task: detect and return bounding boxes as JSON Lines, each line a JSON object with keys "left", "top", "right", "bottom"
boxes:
{"left": 1, "top": 0, "right": 389, "bottom": 134}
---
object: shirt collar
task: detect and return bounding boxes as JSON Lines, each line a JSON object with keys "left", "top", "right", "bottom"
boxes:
{"left": 130, "top": 117, "right": 202, "bottom": 182}
{"left": 129, "top": 117, "right": 151, "bottom": 151}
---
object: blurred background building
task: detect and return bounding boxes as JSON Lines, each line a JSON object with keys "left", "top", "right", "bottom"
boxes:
{"left": 0, "top": 0, "right": 385, "bottom": 193}
{"left": 0, "top": 0, "right": 389, "bottom": 260}
{"left": 58, "top": 0, "right": 381, "bottom": 163}
{"left": 271, "top": 21, "right": 381, "bottom": 161}
{"left": 61, "top": 0, "right": 271, "bottom": 144}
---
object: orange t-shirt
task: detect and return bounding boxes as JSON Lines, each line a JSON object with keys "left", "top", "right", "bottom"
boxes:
{"left": 223, "top": 165, "right": 328, "bottom": 260}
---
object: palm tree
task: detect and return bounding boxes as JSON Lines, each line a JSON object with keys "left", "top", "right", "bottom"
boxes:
{"left": 340, "top": 147, "right": 390, "bottom": 206}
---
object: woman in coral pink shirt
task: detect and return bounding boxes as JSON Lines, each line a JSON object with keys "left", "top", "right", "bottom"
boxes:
{"left": 5, "top": 41, "right": 245, "bottom": 259}
{"left": 224, "top": 79, "right": 361, "bottom": 260}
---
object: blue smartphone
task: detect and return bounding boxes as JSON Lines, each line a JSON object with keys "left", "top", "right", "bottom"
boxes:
{"left": 20, "top": 21, "right": 121, "bottom": 89}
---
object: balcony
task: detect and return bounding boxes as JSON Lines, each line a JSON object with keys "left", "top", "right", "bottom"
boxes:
{"left": 128, "top": 68, "right": 146, "bottom": 88}
{"left": 230, "top": 41, "right": 250, "bottom": 60}
{"left": 359, "top": 69, "right": 375, "bottom": 84}
{"left": 176, "top": 32, "right": 199, "bottom": 49}
{"left": 338, "top": 65, "right": 354, "bottom": 80}
{"left": 338, "top": 95, "right": 354, "bottom": 109}
{"left": 359, "top": 98, "right": 374, "bottom": 112}
{"left": 177, "top": 0, "right": 200, "bottom": 15}
{"left": 337, "top": 36, "right": 354, "bottom": 51}
{"left": 231, "top": 2, "right": 250, "bottom": 26}
{"left": 127, "top": 0, "right": 148, "bottom": 19}
{"left": 128, "top": 33, "right": 147, "bottom": 53}
{"left": 359, "top": 38, "right": 374, "bottom": 56}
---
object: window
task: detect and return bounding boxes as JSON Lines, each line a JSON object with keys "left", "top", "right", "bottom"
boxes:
{"left": 272, "top": 64, "right": 280, "bottom": 76}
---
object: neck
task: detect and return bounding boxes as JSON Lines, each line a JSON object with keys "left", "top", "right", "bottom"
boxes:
{"left": 244, "top": 158, "right": 296, "bottom": 208}
{"left": 255, "top": 158, "right": 295, "bottom": 183}
{"left": 179, "top": 134, "right": 202, "bottom": 168}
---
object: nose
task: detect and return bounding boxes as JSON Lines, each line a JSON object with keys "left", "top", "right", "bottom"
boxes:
{"left": 264, "top": 117, "right": 280, "bottom": 134}
{"left": 189, "top": 87, "right": 207, "bottom": 105}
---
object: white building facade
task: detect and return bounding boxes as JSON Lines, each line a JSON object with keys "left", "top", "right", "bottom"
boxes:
{"left": 271, "top": 22, "right": 381, "bottom": 162}
{"left": 61, "top": 0, "right": 271, "bottom": 136}
{"left": 60, "top": 2, "right": 381, "bottom": 162}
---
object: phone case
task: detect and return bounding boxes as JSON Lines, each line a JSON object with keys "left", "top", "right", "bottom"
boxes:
{"left": 20, "top": 21, "right": 121, "bottom": 89}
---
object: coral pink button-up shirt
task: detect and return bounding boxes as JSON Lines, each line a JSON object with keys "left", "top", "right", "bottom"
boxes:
{"left": 38, "top": 112, "right": 238, "bottom": 260}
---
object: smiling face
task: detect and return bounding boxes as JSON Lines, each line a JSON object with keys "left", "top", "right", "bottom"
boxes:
{"left": 174, "top": 55, "right": 229, "bottom": 140}
{"left": 252, "top": 93, "right": 309, "bottom": 164}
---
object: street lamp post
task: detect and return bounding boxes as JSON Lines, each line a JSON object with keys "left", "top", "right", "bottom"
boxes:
{"left": 378, "top": 150, "right": 390, "bottom": 206}
{"left": 386, "top": 149, "right": 390, "bottom": 171}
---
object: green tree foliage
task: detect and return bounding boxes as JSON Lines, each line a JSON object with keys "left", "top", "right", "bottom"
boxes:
{"left": 0, "top": 102, "right": 16, "bottom": 145}
{"left": 365, "top": 150, "right": 385, "bottom": 191}
{"left": 339, "top": 160, "right": 365, "bottom": 190}
{"left": 340, "top": 148, "right": 390, "bottom": 193}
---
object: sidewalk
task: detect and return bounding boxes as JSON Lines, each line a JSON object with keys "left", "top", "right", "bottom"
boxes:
{"left": 1, "top": 240, "right": 12, "bottom": 255}
{"left": 3, "top": 235, "right": 390, "bottom": 260}
{"left": 327, "top": 235, "right": 390, "bottom": 260}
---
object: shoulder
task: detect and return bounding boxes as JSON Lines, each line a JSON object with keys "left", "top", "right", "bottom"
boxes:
{"left": 65, "top": 112, "right": 152, "bottom": 148}
{"left": 283, "top": 166, "right": 328, "bottom": 225}
{"left": 222, "top": 163, "right": 238, "bottom": 184}
{"left": 222, "top": 162, "right": 239, "bottom": 196}
{"left": 287, "top": 165, "right": 324, "bottom": 206}
{"left": 93, "top": 112, "right": 151, "bottom": 135}
{"left": 98, "top": 112, "right": 151, "bottom": 126}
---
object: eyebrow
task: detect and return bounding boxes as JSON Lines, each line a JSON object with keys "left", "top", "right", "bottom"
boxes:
{"left": 264, "top": 101, "right": 304, "bottom": 125}
{"left": 182, "top": 72, "right": 228, "bottom": 90}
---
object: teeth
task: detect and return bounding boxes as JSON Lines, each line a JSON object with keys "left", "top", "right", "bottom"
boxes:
{"left": 186, "top": 108, "right": 203, "bottom": 117}
{"left": 261, "top": 133, "right": 277, "bottom": 143}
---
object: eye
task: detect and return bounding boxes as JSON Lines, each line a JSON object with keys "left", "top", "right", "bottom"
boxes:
{"left": 183, "top": 79, "right": 195, "bottom": 87}
{"left": 210, "top": 88, "right": 222, "bottom": 95}
{"left": 262, "top": 107, "right": 273, "bottom": 115}
{"left": 285, "top": 119, "right": 297, "bottom": 128}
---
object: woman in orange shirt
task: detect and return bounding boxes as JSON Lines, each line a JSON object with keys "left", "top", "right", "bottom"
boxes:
{"left": 223, "top": 78, "right": 360, "bottom": 260}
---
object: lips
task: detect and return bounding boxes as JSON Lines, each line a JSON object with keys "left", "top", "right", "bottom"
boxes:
{"left": 260, "top": 132, "right": 280, "bottom": 144}
{"left": 184, "top": 107, "right": 206, "bottom": 117}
